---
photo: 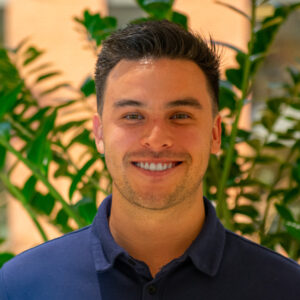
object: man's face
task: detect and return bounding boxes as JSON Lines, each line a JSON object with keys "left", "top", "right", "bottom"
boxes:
{"left": 93, "top": 58, "right": 221, "bottom": 210}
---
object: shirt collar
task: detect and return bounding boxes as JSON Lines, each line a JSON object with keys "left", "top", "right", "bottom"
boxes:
{"left": 186, "top": 197, "right": 226, "bottom": 276}
{"left": 90, "top": 195, "right": 125, "bottom": 273}
{"left": 90, "top": 195, "right": 226, "bottom": 276}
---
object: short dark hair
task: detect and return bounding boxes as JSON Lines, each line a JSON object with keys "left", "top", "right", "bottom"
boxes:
{"left": 95, "top": 20, "right": 220, "bottom": 115}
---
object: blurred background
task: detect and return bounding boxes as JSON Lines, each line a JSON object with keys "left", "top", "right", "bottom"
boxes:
{"left": 0, "top": 0, "right": 299, "bottom": 257}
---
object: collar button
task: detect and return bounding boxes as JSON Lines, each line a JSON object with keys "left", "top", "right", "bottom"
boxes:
{"left": 147, "top": 284, "right": 157, "bottom": 295}
{"left": 128, "top": 258, "right": 136, "bottom": 266}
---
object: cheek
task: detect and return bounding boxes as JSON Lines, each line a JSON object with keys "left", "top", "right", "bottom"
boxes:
{"left": 104, "top": 127, "right": 139, "bottom": 154}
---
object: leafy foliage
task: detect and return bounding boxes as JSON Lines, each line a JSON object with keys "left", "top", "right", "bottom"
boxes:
{"left": 0, "top": 0, "right": 300, "bottom": 263}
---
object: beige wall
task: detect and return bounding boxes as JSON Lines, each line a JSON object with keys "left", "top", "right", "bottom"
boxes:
{"left": 175, "top": 0, "right": 250, "bottom": 68}
{"left": 5, "top": 0, "right": 250, "bottom": 254}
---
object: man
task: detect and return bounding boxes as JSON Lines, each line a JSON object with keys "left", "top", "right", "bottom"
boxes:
{"left": 1, "top": 20, "right": 300, "bottom": 300}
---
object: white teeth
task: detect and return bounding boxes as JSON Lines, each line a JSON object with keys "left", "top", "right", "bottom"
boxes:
{"left": 135, "top": 162, "right": 176, "bottom": 171}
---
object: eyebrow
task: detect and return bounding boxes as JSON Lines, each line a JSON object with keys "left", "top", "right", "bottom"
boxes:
{"left": 165, "top": 98, "right": 203, "bottom": 110}
{"left": 113, "top": 99, "right": 146, "bottom": 108}
{"left": 113, "top": 97, "right": 203, "bottom": 110}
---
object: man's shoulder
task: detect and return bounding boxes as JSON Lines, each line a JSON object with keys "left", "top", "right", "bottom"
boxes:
{"left": 224, "top": 229, "right": 300, "bottom": 277}
{"left": 2, "top": 225, "right": 92, "bottom": 271}
{"left": 0, "top": 225, "right": 100, "bottom": 300}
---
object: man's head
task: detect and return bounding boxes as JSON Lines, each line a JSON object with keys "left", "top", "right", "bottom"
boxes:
{"left": 93, "top": 20, "right": 222, "bottom": 210}
{"left": 95, "top": 20, "right": 220, "bottom": 116}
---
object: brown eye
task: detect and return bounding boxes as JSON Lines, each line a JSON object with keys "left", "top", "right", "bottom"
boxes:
{"left": 124, "top": 113, "right": 144, "bottom": 120}
{"left": 171, "top": 113, "right": 190, "bottom": 119}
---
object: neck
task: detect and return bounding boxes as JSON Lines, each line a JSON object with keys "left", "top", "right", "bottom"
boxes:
{"left": 108, "top": 188, "right": 205, "bottom": 277}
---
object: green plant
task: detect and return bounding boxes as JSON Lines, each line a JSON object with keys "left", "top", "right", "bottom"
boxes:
{"left": 0, "top": 0, "right": 299, "bottom": 266}
{"left": 205, "top": 0, "right": 300, "bottom": 260}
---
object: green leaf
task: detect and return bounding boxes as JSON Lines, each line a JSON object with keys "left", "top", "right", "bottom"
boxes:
{"left": 232, "top": 205, "right": 259, "bottom": 219}
{"left": 40, "top": 83, "right": 70, "bottom": 96}
{"left": 283, "top": 187, "right": 300, "bottom": 204}
{"left": 240, "top": 193, "right": 260, "bottom": 202}
{"left": 69, "top": 158, "right": 96, "bottom": 200}
{"left": 54, "top": 209, "right": 73, "bottom": 233}
{"left": 0, "top": 122, "right": 11, "bottom": 169}
{"left": 80, "top": 76, "right": 96, "bottom": 97}
{"left": 53, "top": 152, "right": 72, "bottom": 178}
{"left": 54, "top": 119, "right": 88, "bottom": 134}
{"left": 171, "top": 11, "right": 188, "bottom": 29}
{"left": 253, "top": 3, "right": 300, "bottom": 55}
{"left": 30, "top": 192, "right": 55, "bottom": 216}
{"left": 26, "top": 63, "right": 53, "bottom": 75}
{"left": 275, "top": 203, "right": 295, "bottom": 222}
{"left": 261, "top": 111, "right": 277, "bottom": 130}
{"left": 35, "top": 71, "right": 61, "bottom": 83}
{"left": 0, "top": 48, "right": 21, "bottom": 91}
{"left": 215, "top": 1, "right": 251, "bottom": 21}
{"left": 264, "top": 141, "right": 285, "bottom": 149}
{"left": 225, "top": 68, "right": 243, "bottom": 90}
{"left": 284, "top": 221, "right": 300, "bottom": 242}
{"left": 27, "top": 110, "right": 56, "bottom": 174}
{"left": 137, "top": 0, "right": 174, "bottom": 19}
{"left": 23, "top": 46, "right": 44, "bottom": 66}
{"left": 74, "top": 10, "right": 117, "bottom": 46}
{"left": 26, "top": 106, "right": 51, "bottom": 124}
{"left": 287, "top": 66, "right": 300, "bottom": 85}
{"left": 213, "top": 41, "right": 243, "bottom": 54}
{"left": 231, "top": 178, "right": 269, "bottom": 188}
{"left": 266, "top": 97, "right": 284, "bottom": 113}
{"left": 22, "top": 175, "right": 37, "bottom": 202}
{"left": 0, "top": 252, "right": 15, "bottom": 267}
{"left": 268, "top": 189, "right": 286, "bottom": 200}
{"left": 245, "top": 138, "right": 262, "bottom": 150}
{"left": 0, "top": 122, "right": 11, "bottom": 140}
{"left": 68, "top": 128, "right": 94, "bottom": 148}
{"left": 234, "top": 222, "right": 255, "bottom": 235}
{"left": 250, "top": 53, "right": 266, "bottom": 75}
{"left": 12, "top": 37, "right": 30, "bottom": 53}
{"left": 219, "top": 85, "right": 236, "bottom": 111}
{"left": 0, "top": 84, "right": 22, "bottom": 119}
{"left": 0, "top": 138, "right": 86, "bottom": 228}
{"left": 255, "top": 154, "right": 279, "bottom": 164}
{"left": 74, "top": 197, "right": 97, "bottom": 224}
{"left": 292, "top": 158, "right": 300, "bottom": 183}
{"left": 259, "top": 16, "right": 283, "bottom": 30}
{"left": 290, "top": 103, "right": 300, "bottom": 110}
{"left": 236, "top": 129, "right": 251, "bottom": 143}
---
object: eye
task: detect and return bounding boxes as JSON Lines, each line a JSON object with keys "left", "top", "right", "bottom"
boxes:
{"left": 170, "top": 113, "right": 191, "bottom": 120}
{"left": 123, "top": 113, "right": 144, "bottom": 120}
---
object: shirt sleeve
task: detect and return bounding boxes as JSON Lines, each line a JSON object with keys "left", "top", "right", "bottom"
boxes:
{"left": 0, "top": 267, "right": 9, "bottom": 300}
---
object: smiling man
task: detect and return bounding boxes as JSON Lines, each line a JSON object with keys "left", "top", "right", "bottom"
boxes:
{"left": 1, "top": 20, "right": 300, "bottom": 300}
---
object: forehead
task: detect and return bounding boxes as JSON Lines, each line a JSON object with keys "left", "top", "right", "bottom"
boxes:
{"left": 108, "top": 58, "right": 206, "bottom": 83}
{"left": 103, "top": 58, "right": 212, "bottom": 110}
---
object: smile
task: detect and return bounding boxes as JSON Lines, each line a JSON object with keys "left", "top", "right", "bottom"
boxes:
{"left": 132, "top": 162, "right": 182, "bottom": 171}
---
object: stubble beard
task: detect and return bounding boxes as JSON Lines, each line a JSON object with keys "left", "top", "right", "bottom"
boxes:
{"left": 110, "top": 149, "right": 211, "bottom": 211}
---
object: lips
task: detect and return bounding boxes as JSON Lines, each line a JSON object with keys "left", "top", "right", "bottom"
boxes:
{"left": 132, "top": 161, "right": 182, "bottom": 171}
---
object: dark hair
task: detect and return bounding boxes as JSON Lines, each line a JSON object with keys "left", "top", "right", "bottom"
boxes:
{"left": 95, "top": 20, "right": 220, "bottom": 115}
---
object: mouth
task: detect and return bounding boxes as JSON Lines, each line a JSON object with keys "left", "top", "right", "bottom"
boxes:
{"left": 131, "top": 161, "right": 182, "bottom": 172}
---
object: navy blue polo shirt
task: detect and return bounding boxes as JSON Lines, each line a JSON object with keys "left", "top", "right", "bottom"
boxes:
{"left": 1, "top": 195, "right": 300, "bottom": 299}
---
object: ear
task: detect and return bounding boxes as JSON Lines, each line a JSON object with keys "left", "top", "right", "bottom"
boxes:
{"left": 210, "top": 114, "right": 222, "bottom": 154}
{"left": 93, "top": 114, "right": 104, "bottom": 154}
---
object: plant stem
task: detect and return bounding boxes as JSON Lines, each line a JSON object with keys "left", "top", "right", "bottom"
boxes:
{"left": 216, "top": 0, "right": 257, "bottom": 229}
{"left": 289, "top": 240, "right": 299, "bottom": 261}
{"left": 260, "top": 147, "right": 295, "bottom": 238}
{"left": 0, "top": 172, "right": 48, "bottom": 242}
{"left": 0, "top": 138, "right": 86, "bottom": 228}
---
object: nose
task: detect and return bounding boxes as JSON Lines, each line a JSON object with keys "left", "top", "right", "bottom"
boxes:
{"left": 140, "top": 120, "right": 173, "bottom": 151}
